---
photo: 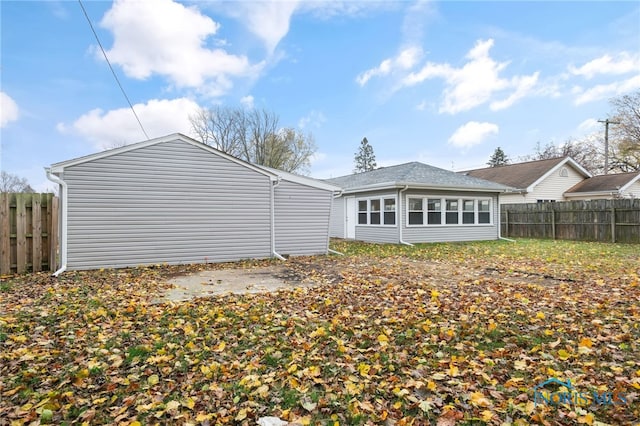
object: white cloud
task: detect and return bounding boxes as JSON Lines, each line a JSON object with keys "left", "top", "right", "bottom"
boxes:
{"left": 356, "top": 46, "right": 423, "bottom": 86}
{"left": 569, "top": 52, "right": 640, "bottom": 79}
{"left": 577, "top": 118, "right": 600, "bottom": 133}
{"left": 448, "top": 121, "right": 499, "bottom": 149}
{"left": 402, "top": 39, "right": 538, "bottom": 114}
{"left": 239, "top": 2, "right": 299, "bottom": 53}
{"left": 240, "top": 95, "right": 254, "bottom": 109}
{"left": 57, "top": 97, "right": 200, "bottom": 149}
{"left": 298, "top": 110, "right": 326, "bottom": 129}
{"left": 0, "top": 92, "right": 19, "bottom": 127}
{"left": 100, "top": 0, "right": 260, "bottom": 94}
{"left": 573, "top": 74, "right": 640, "bottom": 105}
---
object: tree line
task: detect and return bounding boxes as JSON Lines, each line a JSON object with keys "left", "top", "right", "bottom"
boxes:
{"left": 487, "top": 91, "right": 640, "bottom": 173}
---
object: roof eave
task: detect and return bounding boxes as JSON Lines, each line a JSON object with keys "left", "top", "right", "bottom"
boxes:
{"left": 338, "top": 181, "right": 509, "bottom": 194}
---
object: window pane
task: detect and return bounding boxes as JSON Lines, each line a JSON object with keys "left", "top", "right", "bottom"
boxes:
{"left": 427, "top": 199, "right": 441, "bottom": 211}
{"left": 358, "top": 213, "right": 367, "bottom": 224}
{"left": 463, "top": 212, "right": 475, "bottom": 224}
{"left": 370, "top": 199, "right": 380, "bottom": 212}
{"left": 409, "top": 212, "right": 423, "bottom": 225}
{"left": 428, "top": 212, "right": 441, "bottom": 224}
{"left": 409, "top": 198, "right": 422, "bottom": 211}
{"left": 358, "top": 200, "right": 367, "bottom": 212}
{"left": 479, "top": 212, "right": 490, "bottom": 224}
{"left": 446, "top": 199, "right": 458, "bottom": 210}
{"left": 384, "top": 212, "right": 395, "bottom": 225}
{"left": 446, "top": 212, "right": 459, "bottom": 224}
{"left": 384, "top": 198, "right": 396, "bottom": 211}
{"left": 370, "top": 212, "right": 381, "bottom": 224}
{"left": 463, "top": 200, "right": 474, "bottom": 211}
{"left": 478, "top": 200, "right": 490, "bottom": 212}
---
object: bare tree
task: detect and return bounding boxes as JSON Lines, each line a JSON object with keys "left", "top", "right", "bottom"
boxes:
{"left": 1, "top": 171, "right": 35, "bottom": 193}
{"left": 520, "top": 139, "right": 604, "bottom": 174}
{"left": 609, "top": 91, "right": 640, "bottom": 172}
{"left": 190, "top": 106, "right": 316, "bottom": 174}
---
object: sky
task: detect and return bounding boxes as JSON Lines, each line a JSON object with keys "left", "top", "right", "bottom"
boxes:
{"left": 1, "top": 0, "right": 639, "bottom": 191}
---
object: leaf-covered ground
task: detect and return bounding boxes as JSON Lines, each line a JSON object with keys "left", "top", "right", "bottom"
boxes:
{"left": 1, "top": 239, "right": 638, "bottom": 425}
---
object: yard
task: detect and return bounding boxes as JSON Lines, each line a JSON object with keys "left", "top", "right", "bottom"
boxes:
{"left": 0, "top": 239, "right": 638, "bottom": 425}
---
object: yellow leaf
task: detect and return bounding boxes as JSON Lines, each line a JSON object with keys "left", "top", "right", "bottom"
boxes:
{"left": 431, "top": 289, "right": 440, "bottom": 300}
{"left": 536, "top": 312, "right": 545, "bottom": 320}
{"left": 130, "top": 422, "right": 142, "bottom": 426}
{"left": 195, "top": 413, "right": 212, "bottom": 422}
{"left": 147, "top": 374, "right": 159, "bottom": 386}
{"left": 481, "top": 410, "right": 493, "bottom": 421}
{"left": 514, "top": 360, "right": 527, "bottom": 371}
{"left": 183, "top": 397, "right": 196, "bottom": 410}
{"left": 165, "top": 400, "right": 180, "bottom": 412}
{"left": 427, "top": 381, "right": 437, "bottom": 391}
{"left": 578, "top": 337, "right": 593, "bottom": 348}
{"left": 577, "top": 413, "right": 594, "bottom": 425}
{"left": 449, "top": 364, "right": 459, "bottom": 377}
{"left": 558, "top": 349, "right": 571, "bottom": 360}
{"left": 310, "top": 327, "right": 326, "bottom": 338}
{"left": 214, "top": 341, "right": 226, "bottom": 352}
{"left": 487, "top": 321, "right": 497, "bottom": 332}
{"left": 235, "top": 408, "right": 247, "bottom": 421}
{"left": 377, "top": 334, "right": 389, "bottom": 346}
{"left": 358, "top": 363, "right": 371, "bottom": 377}
{"left": 432, "top": 372, "right": 447, "bottom": 381}
{"left": 469, "top": 391, "right": 492, "bottom": 408}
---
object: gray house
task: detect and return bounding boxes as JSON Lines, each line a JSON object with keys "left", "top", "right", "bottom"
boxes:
{"left": 46, "top": 133, "right": 338, "bottom": 274}
{"left": 326, "top": 162, "right": 509, "bottom": 244}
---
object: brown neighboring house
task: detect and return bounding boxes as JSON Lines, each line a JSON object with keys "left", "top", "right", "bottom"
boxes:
{"left": 464, "top": 157, "right": 591, "bottom": 204}
{"left": 564, "top": 171, "right": 640, "bottom": 200}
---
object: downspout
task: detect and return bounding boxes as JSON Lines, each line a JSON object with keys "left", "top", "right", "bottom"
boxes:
{"left": 398, "top": 185, "right": 414, "bottom": 246}
{"left": 497, "top": 192, "right": 516, "bottom": 242}
{"left": 270, "top": 177, "right": 286, "bottom": 261}
{"left": 45, "top": 168, "right": 68, "bottom": 276}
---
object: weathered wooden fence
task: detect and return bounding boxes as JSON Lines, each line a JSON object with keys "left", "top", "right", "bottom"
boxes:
{"left": 0, "top": 193, "right": 59, "bottom": 274}
{"left": 501, "top": 199, "right": 640, "bottom": 243}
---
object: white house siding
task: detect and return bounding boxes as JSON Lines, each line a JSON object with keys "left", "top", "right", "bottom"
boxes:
{"left": 329, "top": 196, "right": 345, "bottom": 238}
{"left": 62, "top": 140, "right": 272, "bottom": 269}
{"left": 352, "top": 190, "right": 400, "bottom": 243}
{"left": 624, "top": 181, "right": 640, "bottom": 198}
{"left": 402, "top": 190, "right": 499, "bottom": 243}
{"left": 503, "top": 165, "right": 586, "bottom": 204}
{"left": 274, "top": 180, "right": 333, "bottom": 256}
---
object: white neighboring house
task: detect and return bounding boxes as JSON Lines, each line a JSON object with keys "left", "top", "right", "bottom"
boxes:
{"left": 464, "top": 157, "right": 591, "bottom": 204}
{"left": 564, "top": 171, "right": 640, "bottom": 200}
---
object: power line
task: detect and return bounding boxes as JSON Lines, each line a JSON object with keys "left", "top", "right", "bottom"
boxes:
{"left": 77, "top": 0, "right": 149, "bottom": 140}
{"left": 598, "top": 118, "right": 620, "bottom": 175}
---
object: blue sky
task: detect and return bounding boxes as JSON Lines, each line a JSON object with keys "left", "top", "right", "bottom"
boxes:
{"left": 1, "top": 1, "right": 639, "bottom": 191}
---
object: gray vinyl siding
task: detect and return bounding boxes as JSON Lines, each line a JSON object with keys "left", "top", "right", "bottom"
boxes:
{"left": 402, "top": 190, "right": 499, "bottom": 243}
{"left": 62, "top": 140, "right": 272, "bottom": 269}
{"left": 329, "top": 196, "right": 345, "bottom": 238}
{"left": 274, "top": 180, "right": 332, "bottom": 256}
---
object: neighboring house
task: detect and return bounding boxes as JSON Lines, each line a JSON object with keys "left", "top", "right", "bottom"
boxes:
{"left": 46, "top": 133, "right": 338, "bottom": 274}
{"left": 325, "top": 162, "right": 509, "bottom": 244}
{"left": 564, "top": 171, "right": 640, "bottom": 200}
{"left": 464, "top": 157, "right": 591, "bottom": 204}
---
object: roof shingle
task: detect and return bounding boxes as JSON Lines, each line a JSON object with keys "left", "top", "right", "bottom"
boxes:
{"left": 565, "top": 172, "right": 640, "bottom": 193}
{"left": 463, "top": 157, "right": 569, "bottom": 189}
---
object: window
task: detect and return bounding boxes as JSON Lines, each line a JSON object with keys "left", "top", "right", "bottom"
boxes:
{"left": 462, "top": 199, "right": 475, "bottom": 224}
{"left": 384, "top": 198, "right": 396, "bottom": 225}
{"left": 408, "top": 196, "right": 493, "bottom": 226}
{"left": 356, "top": 197, "right": 396, "bottom": 226}
{"left": 408, "top": 198, "right": 423, "bottom": 225}
{"left": 445, "top": 199, "right": 458, "bottom": 224}
{"left": 559, "top": 167, "right": 568, "bottom": 177}
{"left": 358, "top": 200, "right": 367, "bottom": 224}
{"left": 370, "top": 199, "right": 381, "bottom": 224}
{"left": 478, "top": 200, "right": 491, "bottom": 223}
{"left": 537, "top": 199, "right": 556, "bottom": 203}
{"left": 427, "top": 198, "right": 441, "bottom": 224}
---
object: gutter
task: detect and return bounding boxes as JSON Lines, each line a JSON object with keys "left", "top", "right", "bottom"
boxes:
{"left": 398, "top": 186, "right": 414, "bottom": 246}
{"left": 496, "top": 192, "right": 516, "bottom": 242}
{"left": 270, "top": 176, "right": 286, "bottom": 261}
{"left": 45, "top": 167, "right": 68, "bottom": 276}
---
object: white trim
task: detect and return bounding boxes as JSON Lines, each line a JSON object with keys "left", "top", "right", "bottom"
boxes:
{"left": 618, "top": 173, "right": 640, "bottom": 192}
{"left": 339, "top": 181, "right": 508, "bottom": 195}
{"left": 355, "top": 195, "right": 398, "bottom": 227}
{"left": 405, "top": 195, "right": 494, "bottom": 227}
{"left": 45, "top": 168, "right": 67, "bottom": 276}
{"left": 527, "top": 157, "right": 592, "bottom": 192}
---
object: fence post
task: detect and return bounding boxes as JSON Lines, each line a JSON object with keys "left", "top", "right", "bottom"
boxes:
{"left": 551, "top": 208, "right": 556, "bottom": 240}
{"left": 611, "top": 206, "right": 616, "bottom": 243}
{"left": 0, "top": 194, "right": 10, "bottom": 274}
{"left": 504, "top": 209, "right": 509, "bottom": 238}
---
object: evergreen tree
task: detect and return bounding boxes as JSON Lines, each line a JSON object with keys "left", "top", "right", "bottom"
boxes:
{"left": 487, "top": 147, "right": 509, "bottom": 167}
{"left": 354, "top": 137, "right": 377, "bottom": 173}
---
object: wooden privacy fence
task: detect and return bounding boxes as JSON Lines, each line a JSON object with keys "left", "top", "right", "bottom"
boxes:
{"left": 501, "top": 199, "right": 640, "bottom": 243}
{"left": 0, "top": 193, "right": 59, "bottom": 274}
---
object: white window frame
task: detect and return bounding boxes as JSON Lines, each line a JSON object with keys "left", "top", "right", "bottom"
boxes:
{"left": 406, "top": 195, "right": 494, "bottom": 226}
{"left": 356, "top": 196, "right": 398, "bottom": 227}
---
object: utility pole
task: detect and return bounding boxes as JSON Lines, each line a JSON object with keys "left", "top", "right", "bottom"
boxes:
{"left": 598, "top": 118, "right": 620, "bottom": 174}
